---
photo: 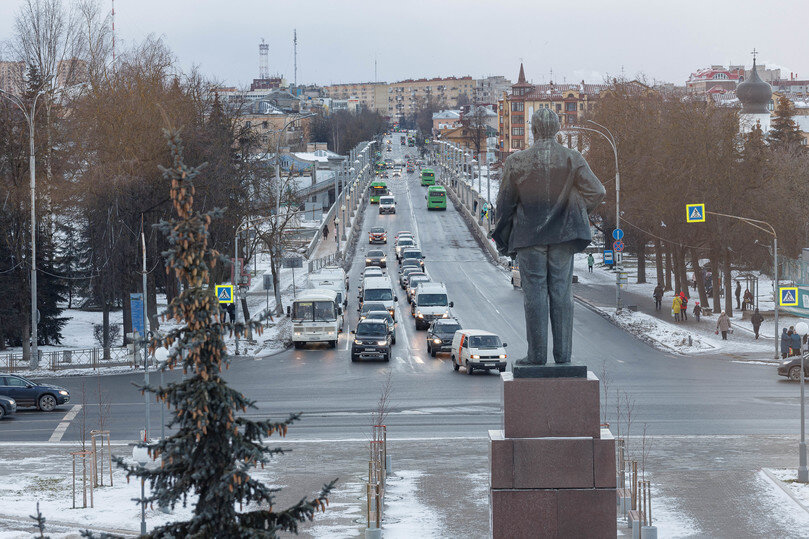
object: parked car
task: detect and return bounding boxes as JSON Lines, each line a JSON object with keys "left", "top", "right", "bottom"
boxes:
{"left": 778, "top": 356, "right": 809, "bottom": 381}
{"left": 351, "top": 321, "right": 392, "bottom": 362}
{"left": 365, "top": 250, "right": 387, "bottom": 268}
{"left": 364, "top": 310, "right": 397, "bottom": 345}
{"left": 0, "top": 395, "right": 16, "bottom": 419}
{"left": 369, "top": 226, "right": 387, "bottom": 244}
{"left": 450, "top": 330, "right": 508, "bottom": 375}
{"left": 0, "top": 374, "right": 70, "bottom": 411}
{"left": 427, "top": 318, "right": 462, "bottom": 357}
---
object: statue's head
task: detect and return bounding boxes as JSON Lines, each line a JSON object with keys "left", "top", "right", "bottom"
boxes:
{"left": 531, "top": 108, "right": 561, "bottom": 140}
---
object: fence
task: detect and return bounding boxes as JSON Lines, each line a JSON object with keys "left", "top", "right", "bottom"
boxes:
{"left": 308, "top": 252, "right": 342, "bottom": 273}
{"left": 0, "top": 346, "right": 135, "bottom": 372}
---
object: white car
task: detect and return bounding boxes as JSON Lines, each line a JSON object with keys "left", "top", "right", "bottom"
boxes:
{"left": 379, "top": 195, "right": 396, "bottom": 215}
{"left": 392, "top": 171, "right": 401, "bottom": 178}
{"left": 450, "top": 330, "right": 508, "bottom": 375}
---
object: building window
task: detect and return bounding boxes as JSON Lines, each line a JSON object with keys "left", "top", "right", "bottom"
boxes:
{"left": 579, "top": 103, "right": 584, "bottom": 111}
{"left": 556, "top": 104, "right": 562, "bottom": 112}
{"left": 565, "top": 102, "right": 577, "bottom": 112}
{"left": 511, "top": 102, "right": 524, "bottom": 112}
{"left": 512, "top": 127, "right": 524, "bottom": 136}
{"left": 511, "top": 139, "right": 522, "bottom": 149}
{"left": 512, "top": 115, "right": 524, "bottom": 125}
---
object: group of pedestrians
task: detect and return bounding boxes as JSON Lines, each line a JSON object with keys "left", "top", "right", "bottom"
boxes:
{"left": 781, "top": 327, "right": 807, "bottom": 358}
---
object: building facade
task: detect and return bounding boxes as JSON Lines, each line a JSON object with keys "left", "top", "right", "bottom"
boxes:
{"left": 324, "top": 82, "right": 388, "bottom": 112}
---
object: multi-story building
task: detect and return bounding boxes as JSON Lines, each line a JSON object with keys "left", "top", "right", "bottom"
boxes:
{"left": 432, "top": 110, "right": 462, "bottom": 134}
{"left": 384, "top": 76, "right": 475, "bottom": 120}
{"left": 0, "top": 58, "right": 87, "bottom": 95}
{"left": 687, "top": 63, "right": 781, "bottom": 96}
{"left": 475, "top": 75, "right": 512, "bottom": 103}
{"left": 324, "top": 82, "right": 388, "bottom": 112}
{"left": 0, "top": 61, "right": 24, "bottom": 94}
{"left": 497, "top": 64, "right": 604, "bottom": 158}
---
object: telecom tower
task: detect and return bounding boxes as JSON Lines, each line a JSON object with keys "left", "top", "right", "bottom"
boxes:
{"left": 293, "top": 29, "right": 297, "bottom": 87}
{"left": 259, "top": 39, "right": 269, "bottom": 80}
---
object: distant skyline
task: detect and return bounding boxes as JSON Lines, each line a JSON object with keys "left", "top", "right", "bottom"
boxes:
{"left": 1, "top": 0, "right": 807, "bottom": 89}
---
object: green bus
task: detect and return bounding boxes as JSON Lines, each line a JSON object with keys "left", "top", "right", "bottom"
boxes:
{"left": 369, "top": 180, "right": 388, "bottom": 203}
{"left": 375, "top": 161, "right": 386, "bottom": 174}
{"left": 420, "top": 168, "right": 435, "bottom": 186}
{"left": 426, "top": 185, "right": 447, "bottom": 210}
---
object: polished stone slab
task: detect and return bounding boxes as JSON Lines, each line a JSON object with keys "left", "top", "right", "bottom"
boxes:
{"left": 512, "top": 363, "right": 588, "bottom": 378}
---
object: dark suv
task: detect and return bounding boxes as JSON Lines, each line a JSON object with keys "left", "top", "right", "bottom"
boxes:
{"left": 427, "top": 319, "right": 462, "bottom": 357}
{"left": 351, "top": 321, "right": 392, "bottom": 362}
{"left": 0, "top": 374, "right": 70, "bottom": 411}
{"left": 0, "top": 396, "right": 16, "bottom": 419}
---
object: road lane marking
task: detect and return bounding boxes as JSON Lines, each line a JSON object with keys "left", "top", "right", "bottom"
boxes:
{"left": 414, "top": 356, "right": 424, "bottom": 364}
{"left": 48, "top": 404, "right": 82, "bottom": 443}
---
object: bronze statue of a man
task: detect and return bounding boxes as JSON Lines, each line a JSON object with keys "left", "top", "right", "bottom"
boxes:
{"left": 493, "top": 109, "right": 605, "bottom": 366}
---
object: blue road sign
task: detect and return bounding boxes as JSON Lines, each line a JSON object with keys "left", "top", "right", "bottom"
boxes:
{"left": 780, "top": 287, "right": 799, "bottom": 307}
{"left": 686, "top": 203, "right": 706, "bottom": 223}
{"left": 612, "top": 228, "right": 624, "bottom": 241}
{"left": 613, "top": 240, "right": 625, "bottom": 253}
{"left": 130, "top": 293, "right": 144, "bottom": 337}
{"left": 216, "top": 285, "right": 234, "bottom": 304}
{"left": 604, "top": 250, "right": 614, "bottom": 264}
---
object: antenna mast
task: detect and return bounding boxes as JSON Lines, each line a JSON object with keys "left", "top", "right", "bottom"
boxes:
{"left": 259, "top": 39, "right": 269, "bottom": 79}
{"left": 293, "top": 29, "right": 298, "bottom": 87}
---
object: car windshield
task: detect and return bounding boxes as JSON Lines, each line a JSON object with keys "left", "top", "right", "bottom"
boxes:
{"left": 292, "top": 300, "right": 336, "bottom": 322}
{"left": 417, "top": 293, "right": 447, "bottom": 306}
{"left": 435, "top": 323, "right": 461, "bottom": 335}
{"left": 365, "top": 289, "right": 393, "bottom": 301}
{"left": 403, "top": 251, "right": 422, "bottom": 259}
{"left": 371, "top": 227, "right": 385, "bottom": 233}
{"left": 469, "top": 335, "right": 502, "bottom": 348}
{"left": 380, "top": 197, "right": 394, "bottom": 204}
{"left": 397, "top": 239, "right": 414, "bottom": 247}
{"left": 368, "top": 251, "right": 384, "bottom": 258}
{"left": 409, "top": 278, "right": 429, "bottom": 289}
{"left": 366, "top": 312, "right": 393, "bottom": 324}
{"left": 357, "top": 322, "right": 388, "bottom": 337}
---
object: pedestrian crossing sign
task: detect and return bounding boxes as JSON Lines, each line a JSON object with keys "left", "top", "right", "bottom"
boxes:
{"left": 216, "top": 284, "right": 234, "bottom": 304}
{"left": 780, "top": 287, "right": 799, "bottom": 307}
{"left": 686, "top": 203, "right": 705, "bottom": 223}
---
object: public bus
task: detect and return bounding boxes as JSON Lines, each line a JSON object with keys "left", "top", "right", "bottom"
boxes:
{"left": 426, "top": 185, "right": 447, "bottom": 210}
{"left": 375, "top": 161, "right": 386, "bottom": 174}
{"left": 369, "top": 180, "right": 388, "bottom": 203}
{"left": 290, "top": 289, "right": 342, "bottom": 349}
{"left": 420, "top": 168, "right": 436, "bottom": 186}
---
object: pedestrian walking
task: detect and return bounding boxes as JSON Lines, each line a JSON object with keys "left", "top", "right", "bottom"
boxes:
{"left": 672, "top": 294, "right": 682, "bottom": 322}
{"left": 790, "top": 327, "right": 802, "bottom": 357}
{"left": 653, "top": 284, "right": 664, "bottom": 311}
{"left": 743, "top": 288, "right": 753, "bottom": 312}
{"left": 716, "top": 311, "right": 731, "bottom": 340}
{"left": 781, "top": 328, "right": 791, "bottom": 359}
{"left": 679, "top": 292, "right": 688, "bottom": 321}
{"left": 322, "top": 224, "right": 329, "bottom": 240}
{"left": 693, "top": 301, "right": 701, "bottom": 322}
{"left": 735, "top": 280, "right": 741, "bottom": 310}
{"left": 751, "top": 308, "right": 764, "bottom": 339}
{"left": 587, "top": 253, "right": 594, "bottom": 273}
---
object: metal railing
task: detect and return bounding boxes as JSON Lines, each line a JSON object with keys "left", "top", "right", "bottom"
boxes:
{"left": 0, "top": 346, "right": 135, "bottom": 372}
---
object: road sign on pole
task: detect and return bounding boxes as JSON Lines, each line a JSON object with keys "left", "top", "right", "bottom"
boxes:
{"left": 603, "top": 250, "right": 614, "bottom": 265}
{"left": 216, "top": 285, "right": 234, "bottom": 304}
{"left": 613, "top": 240, "right": 625, "bottom": 253}
{"left": 130, "top": 293, "right": 144, "bottom": 337}
{"left": 612, "top": 228, "right": 624, "bottom": 241}
{"left": 781, "top": 287, "right": 799, "bottom": 306}
{"left": 686, "top": 203, "right": 706, "bottom": 223}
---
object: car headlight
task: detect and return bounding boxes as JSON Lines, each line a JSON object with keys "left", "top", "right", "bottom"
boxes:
{"left": 354, "top": 339, "right": 363, "bottom": 345}
{"left": 59, "top": 390, "right": 69, "bottom": 396}
{"left": 366, "top": 258, "right": 371, "bottom": 262}
{"left": 294, "top": 331, "right": 302, "bottom": 336}
{"left": 417, "top": 313, "right": 424, "bottom": 318}
{"left": 433, "top": 338, "right": 442, "bottom": 344}
{"left": 442, "top": 312, "right": 449, "bottom": 318}
{"left": 381, "top": 257, "right": 386, "bottom": 262}
{"left": 327, "top": 331, "right": 335, "bottom": 335}
{"left": 377, "top": 340, "right": 387, "bottom": 346}
{"left": 499, "top": 354, "right": 507, "bottom": 359}
{"left": 471, "top": 355, "right": 480, "bottom": 360}
{"left": 7, "top": 398, "right": 15, "bottom": 405}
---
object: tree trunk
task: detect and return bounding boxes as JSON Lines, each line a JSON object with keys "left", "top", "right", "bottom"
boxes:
{"left": 723, "top": 247, "right": 733, "bottom": 316}
{"left": 102, "top": 304, "right": 111, "bottom": 360}
{"left": 710, "top": 246, "right": 722, "bottom": 313}
{"left": 166, "top": 274, "right": 178, "bottom": 304}
{"left": 272, "top": 254, "right": 284, "bottom": 316}
{"left": 692, "top": 248, "right": 709, "bottom": 309}
{"left": 674, "top": 245, "right": 690, "bottom": 298}
{"left": 147, "top": 271, "right": 159, "bottom": 331}
{"left": 636, "top": 237, "right": 647, "bottom": 284}
{"left": 655, "top": 238, "right": 664, "bottom": 288}
{"left": 123, "top": 292, "right": 132, "bottom": 345}
{"left": 664, "top": 249, "right": 673, "bottom": 291}
{"left": 21, "top": 320, "right": 30, "bottom": 365}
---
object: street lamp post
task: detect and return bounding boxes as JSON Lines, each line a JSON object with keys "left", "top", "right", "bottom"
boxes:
{"left": 0, "top": 87, "right": 47, "bottom": 368}
{"left": 797, "top": 321, "right": 809, "bottom": 483}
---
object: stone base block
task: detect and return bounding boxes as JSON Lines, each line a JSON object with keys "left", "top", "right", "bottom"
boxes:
{"left": 491, "top": 488, "right": 616, "bottom": 539}
{"left": 501, "top": 372, "right": 601, "bottom": 438}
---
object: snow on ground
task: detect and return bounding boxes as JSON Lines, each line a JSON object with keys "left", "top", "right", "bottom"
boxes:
{"left": 767, "top": 468, "right": 809, "bottom": 511}
{"left": 758, "top": 470, "right": 809, "bottom": 527}
{"left": 381, "top": 470, "right": 441, "bottom": 537}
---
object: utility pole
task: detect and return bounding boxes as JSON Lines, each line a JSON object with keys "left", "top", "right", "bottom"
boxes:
{"left": 293, "top": 29, "right": 298, "bottom": 88}
{"left": 141, "top": 220, "right": 150, "bottom": 441}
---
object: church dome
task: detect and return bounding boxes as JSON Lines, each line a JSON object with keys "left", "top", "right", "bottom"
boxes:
{"left": 736, "top": 59, "right": 772, "bottom": 114}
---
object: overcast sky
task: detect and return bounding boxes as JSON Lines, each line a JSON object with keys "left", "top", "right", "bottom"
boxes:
{"left": 1, "top": 0, "right": 807, "bottom": 88}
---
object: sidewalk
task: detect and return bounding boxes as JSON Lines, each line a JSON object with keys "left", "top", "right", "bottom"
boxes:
{"left": 572, "top": 255, "right": 793, "bottom": 362}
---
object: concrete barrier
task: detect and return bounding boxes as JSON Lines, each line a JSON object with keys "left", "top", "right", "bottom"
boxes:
{"left": 439, "top": 174, "right": 499, "bottom": 262}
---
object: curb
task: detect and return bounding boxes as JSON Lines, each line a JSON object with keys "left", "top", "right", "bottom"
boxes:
{"left": 761, "top": 468, "right": 809, "bottom": 515}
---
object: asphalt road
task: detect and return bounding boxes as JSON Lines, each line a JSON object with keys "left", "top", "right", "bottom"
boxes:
{"left": 2, "top": 135, "right": 806, "bottom": 445}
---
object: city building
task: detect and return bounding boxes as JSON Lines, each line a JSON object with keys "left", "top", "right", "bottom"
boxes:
{"left": 0, "top": 58, "right": 87, "bottom": 95}
{"left": 497, "top": 64, "right": 605, "bottom": 159}
{"left": 385, "top": 76, "right": 475, "bottom": 120}
{"left": 432, "top": 110, "right": 462, "bottom": 134}
{"left": 324, "top": 82, "right": 388, "bottom": 112}
{"left": 687, "top": 63, "right": 781, "bottom": 96}
{"left": 0, "top": 61, "right": 24, "bottom": 94}
{"left": 475, "top": 75, "right": 512, "bottom": 103}
{"left": 234, "top": 110, "right": 311, "bottom": 153}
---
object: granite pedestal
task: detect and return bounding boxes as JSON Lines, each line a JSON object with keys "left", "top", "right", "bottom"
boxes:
{"left": 490, "top": 371, "right": 616, "bottom": 538}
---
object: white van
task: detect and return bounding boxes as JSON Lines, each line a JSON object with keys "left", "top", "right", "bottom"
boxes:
{"left": 379, "top": 195, "right": 396, "bottom": 215}
{"left": 360, "top": 276, "right": 398, "bottom": 320}
{"left": 289, "top": 288, "right": 343, "bottom": 349}
{"left": 412, "top": 282, "right": 453, "bottom": 330}
{"left": 450, "top": 330, "right": 508, "bottom": 375}
{"left": 309, "top": 268, "right": 348, "bottom": 309}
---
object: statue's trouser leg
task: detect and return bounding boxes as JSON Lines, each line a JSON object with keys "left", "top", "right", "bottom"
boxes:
{"left": 547, "top": 242, "right": 575, "bottom": 364}
{"left": 517, "top": 246, "right": 549, "bottom": 365}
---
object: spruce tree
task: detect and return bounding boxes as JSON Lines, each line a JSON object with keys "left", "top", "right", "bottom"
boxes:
{"left": 768, "top": 95, "right": 804, "bottom": 150}
{"left": 112, "top": 130, "right": 334, "bottom": 538}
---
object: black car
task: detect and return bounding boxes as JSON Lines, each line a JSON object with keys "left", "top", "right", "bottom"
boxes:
{"left": 778, "top": 356, "right": 809, "bottom": 380}
{"left": 351, "top": 321, "right": 392, "bottom": 362}
{"left": 364, "top": 310, "right": 397, "bottom": 345}
{"left": 0, "top": 374, "right": 70, "bottom": 411}
{"left": 0, "top": 395, "right": 16, "bottom": 419}
{"left": 365, "top": 250, "right": 387, "bottom": 268}
{"left": 427, "top": 319, "right": 462, "bottom": 357}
